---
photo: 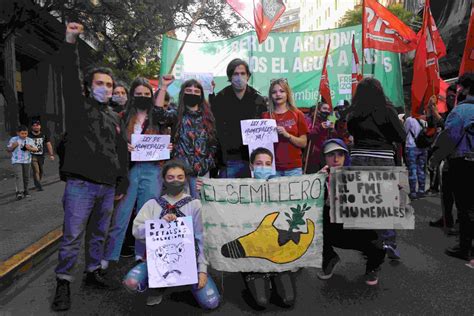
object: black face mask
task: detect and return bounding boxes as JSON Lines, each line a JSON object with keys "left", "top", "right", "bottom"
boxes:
{"left": 318, "top": 111, "right": 330, "bottom": 120}
{"left": 164, "top": 180, "right": 186, "bottom": 196}
{"left": 183, "top": 93, "right": 202, "bottom": 107}
{"left": 134, "top": 96, "right": 152, "bottom": 110}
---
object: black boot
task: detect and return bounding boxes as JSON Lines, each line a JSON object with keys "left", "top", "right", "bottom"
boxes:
{"left": 272, "top": 272, "right": 295, "bottom": 307}
{"left": 51, "top": 278, "right": 71, "bottom": 311}
{"left": 244, "top": 273, "right": 271, "bottom": 309}
{"left": 85, "top": 269, "right": 118, "bottom": 289}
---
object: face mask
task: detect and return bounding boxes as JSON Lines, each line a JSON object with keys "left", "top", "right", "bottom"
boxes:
{"left": 183, "top": 93, "right": 202, "bottom": 107}
{"left": 164, "top": 180, "right": 186, "bottom": 196}
{"left": 134, "top": 96, "right": 152, "bottom": 110}
{"left": 112, "top": 94, "right": 127, "bottom": 106}
{"left": 231, "top": 75, "right": 247, "bottom": 90}
{"left": 253, "top": 166, "right": 275, "bottom": 180}
{"left": 92, "top": 86, "right": 110, "bottom": 103}
{"left": 318, "top": 111, "right": 330, "bottom": 120}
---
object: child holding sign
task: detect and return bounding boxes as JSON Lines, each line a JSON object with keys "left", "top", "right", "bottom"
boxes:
{"left": 123, "top": 160, "right": 220, "bottom": 309}
{"left": 318, "top": 139, "right": 385, "bottom": 286}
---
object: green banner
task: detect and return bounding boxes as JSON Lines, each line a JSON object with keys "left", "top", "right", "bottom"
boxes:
{"left": 160, "top": 25, "right": 404, "bottom": 108}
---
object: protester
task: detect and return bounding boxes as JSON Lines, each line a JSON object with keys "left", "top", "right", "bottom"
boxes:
{"left": 429, "top": 73, "right": 474, "bottom": 265}
{"left": 262, "top": 78, "right": 308, "bottom": 176}
{"left": 347, "top": 77, "right": 406, "bottom": 260}
{"left": 28, "top": 118, "right": 54, "bottom": 191}
{"left": 51, "top": 22, "right": 129, "bottom": 312}
{"left": 425, "top": 97, "right": 445, "bottom": 195}
{"left": 304, "top": 102, "right": 337, "bottom": 174}
{"left": 123, "top": 160, "right": 221, "bottom": 309}
{"left": 404, "top": 113, "right": 428, "bottom": 200}
{"left": 155, "top": 76, "right": 217, "bottom": 198}
{"left": 6, "top": 125, "right": 38, "bottom": 200}
{"left": 242, "top": 147, "right": 295, "bottom": 308}
{"left": 211, "top": 58, "right": 267, "bottom": 178}
{"left": 317, "top": 138, "right": 385, "bottom": 285}
{"left": 103, "top": 77, "right": 165, "bottom": 268}
{"left": 334, "top": 100, "right": 353, "bottom": 147}
{"left": 110, "top": 81, "right": 129, "bottom": 113}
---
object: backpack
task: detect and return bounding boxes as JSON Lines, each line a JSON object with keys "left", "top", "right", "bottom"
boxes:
{"left": 410, "top": 119, "right": 436, "bottom": 149}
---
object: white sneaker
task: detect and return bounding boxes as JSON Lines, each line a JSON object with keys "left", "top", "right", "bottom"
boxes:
{"left": 146, "top": 294, "right": 163, "bottom": 306}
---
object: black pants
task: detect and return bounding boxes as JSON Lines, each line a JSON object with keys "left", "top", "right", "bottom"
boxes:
{"left": 323, "top": 222, "right": 385, "bottom": 272}
{"left": 440, "top": 162, "right": 456, "bottom": 226}
{"left": 31, "top": 155, "right": 45, "bottom": 189}
{"left": 450, "top": 158, "right": 474, "bottom": 256}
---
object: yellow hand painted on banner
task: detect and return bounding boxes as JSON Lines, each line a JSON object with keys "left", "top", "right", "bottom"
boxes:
{"left": 221, "top": 212, "right": 315, "bottom": 264}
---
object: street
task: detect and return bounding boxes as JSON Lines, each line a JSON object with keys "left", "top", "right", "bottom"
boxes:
{"left": 0, "top": 192, "right": 473, "bottom": 315}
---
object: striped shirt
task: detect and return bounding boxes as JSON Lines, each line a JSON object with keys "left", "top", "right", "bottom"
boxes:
{"left": 350, "top": 148, "right": 395, "bottom": 160}
{"left": 7, "top": 136, "right": 35, "bottom": 164}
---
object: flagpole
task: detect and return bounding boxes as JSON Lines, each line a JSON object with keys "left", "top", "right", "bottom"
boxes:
{"left": 361, "top": 0, "right": 365, "bottom": 77}
{"left": 168, "top": 1, "right": 206, "bottom": 74}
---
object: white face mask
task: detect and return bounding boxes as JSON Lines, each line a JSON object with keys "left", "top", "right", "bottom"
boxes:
{"left": 92, "top": 86, "right": 110, "bottom": 103}
{"left": 231, "top": 75, "right": 248, "bottom": 90}
{"left": 112, "top": 94, "right": 127, "bottom": 106}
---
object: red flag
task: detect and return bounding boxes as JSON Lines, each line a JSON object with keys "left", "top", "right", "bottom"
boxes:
{"left": 319, "top": 40, "right": 332, "bottom": 109}
{"left": 226, "top": 0, "right": 286, "bottom": 43}
{"left": 351, "top": 35, "right": 363, "bottom": 97}
{"left": 411, "top": 0, "right": 445, "bottom": 117}
{"left": 460, "top": 2, "right": 474, "bottom": 75}
{"left": 437, "top": 79, "right": 449, "bottom": 114}
{"left": 362, "top": 0, "right": 418, "bottom": 53}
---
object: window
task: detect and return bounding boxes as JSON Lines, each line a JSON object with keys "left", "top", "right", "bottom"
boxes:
{"left": 335, "top": 0, "right": 337, "bottom": 10}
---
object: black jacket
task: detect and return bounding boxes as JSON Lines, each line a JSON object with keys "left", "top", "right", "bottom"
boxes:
{"left": 347, "top": 105, "right": 405, "bottom": 150}
{"left": 58, "top": 43, "right": 129, "bottom": 195}
{"left": 211, "top": 85, "right": 266, "bottom": 162}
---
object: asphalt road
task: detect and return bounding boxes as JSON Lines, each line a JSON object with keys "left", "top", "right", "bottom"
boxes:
{"left": 1, "top": 193, "right": 473, "bottom": 316}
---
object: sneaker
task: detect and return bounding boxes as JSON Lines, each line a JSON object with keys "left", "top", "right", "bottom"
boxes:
{"left": 384, "top": 244, "right": 401, "bottom": 260}
{"left": 51, "top": 278, "right": 71, "bottom": 311}
{"left": 447, "top": 223, "right": 459, "bottom": 236}
{"left": 317, "top": 255, "right": 340, "bottom": 280}
{"left": 120, "top": 246, "right": 135, "bottom": 258}
{"left": 466, "top": 260, "right": 474, "bottom": 269}
{"left": 37, "top": 186, "right": 44, "bottom": 191}
{"left": 85, "top": 269, "right": 118, "bottom": 289}
{"left": 16, "top": 192, "right": 23, "bottom": 200}
{"left": 24, "top": 191, "right": 31, "bottom": 198}
{"left": 146, "top": 289, "right": 165, "bottom": 306}
{"left": 365, "top": 270, "right": 379, "bottom": 286}
{"left": 416, "top": 191, "right": 425, "bottom": 199}
{"left": 409, "top": 193, "right": 418, "bottom": 200}
{"left": 425, "top": 189, "right": 439, "bottom": 196}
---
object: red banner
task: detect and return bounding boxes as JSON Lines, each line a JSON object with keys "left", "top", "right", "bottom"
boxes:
{"left": 226, "top": 0, "right": 286, "bottom": 43}
{"left": 362, "top": 0, "right": 418, "bottom": 53}
{"left": 460, "top": 2, "right": 474, "bottom": 75}
{"left": 351, "top": 35, "right": 363, "bottom": 97}
{"left": 319, "top": 40, "right": 332, "bottom": 109}
{"left": 411, "top": 0, "right": 445, "bottom": 117}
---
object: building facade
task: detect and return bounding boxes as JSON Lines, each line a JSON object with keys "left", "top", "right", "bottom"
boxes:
{"left": 300, "top": 0, "right": 359, "bottom": 32}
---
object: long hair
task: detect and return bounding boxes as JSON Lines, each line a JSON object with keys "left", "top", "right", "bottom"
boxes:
{"left": 350, "top": 77, "right": 388, "bottom": 118}
{"left": 267, "top": 78, "right": 298, "bottom": 118}
{"left": 124, "top": 77, "right": 156, "bottom": 139}
{"left": 174, "top": 79, "right": 217, "bottom": 144}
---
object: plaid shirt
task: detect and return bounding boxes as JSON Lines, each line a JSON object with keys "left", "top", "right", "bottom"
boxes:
{"left": 7, "top": 136, "right": 36, "bottom": 164}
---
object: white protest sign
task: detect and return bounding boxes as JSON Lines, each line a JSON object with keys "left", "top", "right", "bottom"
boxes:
{"left": 131, "top": 134, "right": 170, "bottom": 161}
{"left": 330, "top": 166, "right": 414, "bottom": 230}
{"left": 145, "top": 217, "right": 198, "bottom": 288}
{"left": 240, "top": 119, "right": 278, "bottom": 145}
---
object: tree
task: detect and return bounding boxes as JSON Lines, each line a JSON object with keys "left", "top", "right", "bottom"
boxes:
{"left": 1, "top": 0, "right": 247, "bottom": 82}
{"left": 339, "top": 4, "right": 421, "bottom": 31}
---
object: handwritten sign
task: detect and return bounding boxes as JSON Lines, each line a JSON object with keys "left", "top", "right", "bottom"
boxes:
{"left": 145, "top": 217, "right": 198, "bottom": 288}
{"left": 131, "top": 134, "right": 170, "bottom": 161}
{"left": 240, "top": 119, "right": 278, "bottom": 145}
{"left": 330, "top": 166, "right": 414, "bottom": 229}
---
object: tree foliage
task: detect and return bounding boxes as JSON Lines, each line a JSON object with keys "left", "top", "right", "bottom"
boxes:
{"left": 0, "top": 0, "right": 247, "bottom": 82}
{"left": 339, "top": 4, "right": 420, "bottom": 30}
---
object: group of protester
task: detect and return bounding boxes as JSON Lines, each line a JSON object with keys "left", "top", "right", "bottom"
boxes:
{"left": 6, "top": 119, "right": 55, "bottom": 200}
{"left": 7, "top": 23, "right": 471, "bottom": 312}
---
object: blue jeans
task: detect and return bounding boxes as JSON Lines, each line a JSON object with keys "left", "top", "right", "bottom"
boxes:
{"left": 219, "top": 160, "right": 250, "bottom": 178}
{"left": 55, "top": 178, "right": 115, "bottom": 281}
{"left": 406, "top": 147, "right": 428, "bottom": 195}
{"left": 123, "top": 262, "right": 220, "bottom": 309}
{"left": 276, "top": 168, "right": 303, "bottom": 177}
{"left": 104, "top": 162, "right": 162, "bottom": 263}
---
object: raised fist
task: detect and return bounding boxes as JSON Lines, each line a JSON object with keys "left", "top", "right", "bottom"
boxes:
{"left": 161, "top": 74, "right": 175, "bottom": 88}
{"left": 65, "top": 22, "right": 84, "bottom": 44}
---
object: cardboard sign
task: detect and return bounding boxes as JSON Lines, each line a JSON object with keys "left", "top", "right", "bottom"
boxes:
{"left": 145, "top": 217, "right": 198, "bottom": 288}
{"left": 200, "top": 174, "right": 326, "bottom": 272}
{"left": 131, "top": 134, "right": 170, "bottom": 161}
{"left": 330, "top": 166, "right": 414, "bottom": 229}
{"left": 240, "top": 119, "right": 278, "bottom": 145}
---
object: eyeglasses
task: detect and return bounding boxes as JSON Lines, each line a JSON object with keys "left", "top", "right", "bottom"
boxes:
{"left": 270, "top": 78, "right": 288, "bottom": 84}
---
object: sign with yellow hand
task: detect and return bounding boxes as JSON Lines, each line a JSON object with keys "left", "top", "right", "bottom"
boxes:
{"left": 200, "top": 173, "right": 326, "bottom": 272}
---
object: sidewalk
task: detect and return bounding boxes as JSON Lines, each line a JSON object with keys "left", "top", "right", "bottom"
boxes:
{"left": 0, "top": 151, "right": 64, "bottom": 290}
